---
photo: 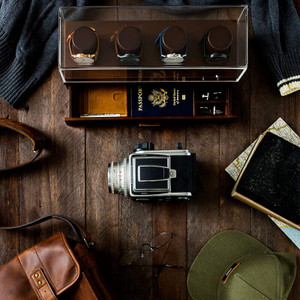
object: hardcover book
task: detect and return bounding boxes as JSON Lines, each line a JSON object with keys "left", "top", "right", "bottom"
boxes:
{"left": 231, "top": 131, "right": 300, "bottom": 231}
{"left": 226, "top": 118, "right": 300, "bottom": 249}
{"left": 130, "top": 85, "right": 194, "bottom": 117}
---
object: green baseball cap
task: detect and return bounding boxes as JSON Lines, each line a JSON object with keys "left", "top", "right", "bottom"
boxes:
{"left": 187, "top": 230, "right": 297, "bottom": 300}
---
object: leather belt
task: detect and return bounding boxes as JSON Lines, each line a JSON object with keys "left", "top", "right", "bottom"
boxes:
{"left": 0, "top": 118, "right": 46, "bottom": 172}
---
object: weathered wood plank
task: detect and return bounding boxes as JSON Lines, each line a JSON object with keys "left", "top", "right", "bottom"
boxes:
{"left": 17, "top": 70, "right": 54, "bottom": 251}
{"left": 186, "top": 122, "right": 220, "bottom": 266}
{"left": 48, "top": 69, "right": 86, "bottom": 237}
{"left": 151, "top": 125, "right": 187, "bottom": 300}
{"left": 116, "top": 125, "right": 153, "bottom": 300}
{"left": 0, "top": 100, "right": 19, "bottom": 263}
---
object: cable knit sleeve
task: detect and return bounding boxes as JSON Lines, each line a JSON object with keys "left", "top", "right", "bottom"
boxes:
{"left": 0, "top": 0, "right": 96, "bottom": 108}
{"left": 250, "top": 0, "right": 300, "bottom": 96}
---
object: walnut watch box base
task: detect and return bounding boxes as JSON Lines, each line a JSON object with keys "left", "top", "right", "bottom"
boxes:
{"left": 66, "top": 83, "right": 236, "bottom": 125}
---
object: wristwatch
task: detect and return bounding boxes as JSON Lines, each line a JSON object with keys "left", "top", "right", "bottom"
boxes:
{"left": 202, "top": 25, "right": 233, "bottom": 63}
{"left": 155, "top": 26, "right": 187, "bottom": 64}
{"left": 67, "top": 26, "right": 99, "bottom": 65}
{"left": 114, "top": 26, "right": 142, "bottom": 64}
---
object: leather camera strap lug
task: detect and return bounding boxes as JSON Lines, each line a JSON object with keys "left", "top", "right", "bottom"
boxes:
{"left": 0, "top": 214, "right": 93, "bottom": 249}
{"left": 0, "top": 118, "right": 46, "bottom": 172}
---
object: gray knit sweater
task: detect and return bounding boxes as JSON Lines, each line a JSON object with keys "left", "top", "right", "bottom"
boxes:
{"left": 0, "top": 0, "right": 95, "bottom": 107}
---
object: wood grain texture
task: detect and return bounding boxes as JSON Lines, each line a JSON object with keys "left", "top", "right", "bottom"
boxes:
{"left": 152, "top": 126, "right": 187, "bottom": 300}
{"left": 17, "top": 70, "right": 53, "bottom": 250}
{"left": 0, "top": 1, "right": 299, "bottom": 299}
{"left": 186, "top": 122, "right": 220, "bottom": 273}
{"left": 0, "top": 100, "right": 19, "bottom": 262}
{"left": 49, "top": 69, "right": 86, "bottom": 237}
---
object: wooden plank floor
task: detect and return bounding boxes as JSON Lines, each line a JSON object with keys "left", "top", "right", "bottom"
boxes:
{"left": 0, "top": 1, "right": 300, "bottom": 299}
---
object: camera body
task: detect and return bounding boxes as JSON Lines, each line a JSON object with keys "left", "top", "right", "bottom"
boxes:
{"left": 108, "top": 142, "right": 196, "bottom": 201}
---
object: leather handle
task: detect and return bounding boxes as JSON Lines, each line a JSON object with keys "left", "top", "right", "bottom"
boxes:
{"left": 0, "top": 119, "right": 46, "bottom": 172}
{"left": 0, "top": 214, "right": 93, "bottom": 249}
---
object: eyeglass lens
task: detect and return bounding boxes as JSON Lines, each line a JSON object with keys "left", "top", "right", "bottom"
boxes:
{"left": 150, "top": 232, "right": 173, "bottom": 248}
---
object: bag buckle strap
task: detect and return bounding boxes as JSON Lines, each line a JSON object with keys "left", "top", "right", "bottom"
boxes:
{"left": 31, "top": 269, "right": 57, "bottom": 300}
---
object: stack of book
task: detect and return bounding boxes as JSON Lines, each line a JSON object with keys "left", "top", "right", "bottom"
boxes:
{"left": 226, "top": 118, "right": 300, "bottom": 249}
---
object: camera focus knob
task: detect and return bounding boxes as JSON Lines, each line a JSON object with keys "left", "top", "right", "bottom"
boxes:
{"left": 134, "top": 142, "right": 154, "bottom": 152}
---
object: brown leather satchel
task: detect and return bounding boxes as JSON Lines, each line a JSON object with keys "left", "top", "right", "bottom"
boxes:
{"left": 0, "top": 215, "right": 115, "bottom": 300}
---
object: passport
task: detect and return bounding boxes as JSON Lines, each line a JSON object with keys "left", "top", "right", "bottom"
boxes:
{"left": 130, "top": 85, "right": 194, "bottom": 116}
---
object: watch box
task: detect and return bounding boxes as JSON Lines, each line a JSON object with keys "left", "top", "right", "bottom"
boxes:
{"left": 58, "top": 5, "right": 248, "bottom": 83}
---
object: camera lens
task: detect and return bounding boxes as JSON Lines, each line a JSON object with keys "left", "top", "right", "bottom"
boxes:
{"left": 108, "top": 159, "right": 129, "bottom": 196}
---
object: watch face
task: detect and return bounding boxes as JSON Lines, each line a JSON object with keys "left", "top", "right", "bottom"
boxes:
{"left": 162, "top": 53, "right": 185, "bottom": 64}
{"left": 117, "top": 53, "right": 140, "bottom": 64}
{"left": 73, "top": 56, "right": 95, "bottom": 65}
{"left": 206, "top": 53, "right": 228, "bottom": 64}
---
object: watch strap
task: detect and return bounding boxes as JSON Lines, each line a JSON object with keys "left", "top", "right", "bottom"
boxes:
{"left": 0, "top": 118, "right": 46, "bottom": 172}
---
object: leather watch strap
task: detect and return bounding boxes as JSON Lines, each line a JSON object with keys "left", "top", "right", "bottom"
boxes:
{"left": 0, "top": 118, "right": 46, "bottom": 172}
{"left": 0, "top": 214, "right": 93, "bottom": 249}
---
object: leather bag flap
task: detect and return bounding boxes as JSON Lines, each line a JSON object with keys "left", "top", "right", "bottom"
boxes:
{"left": 0, "top": 232, "right": 80, "bottom": 299}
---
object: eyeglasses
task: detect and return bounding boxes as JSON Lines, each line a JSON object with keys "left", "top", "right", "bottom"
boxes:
{"left": 120, "top": 232, "right": 183, "bottom": 296}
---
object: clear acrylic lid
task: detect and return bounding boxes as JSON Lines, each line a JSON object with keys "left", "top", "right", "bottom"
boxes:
{"left": 58, "top": 6, "right": 248, "bottom": 83}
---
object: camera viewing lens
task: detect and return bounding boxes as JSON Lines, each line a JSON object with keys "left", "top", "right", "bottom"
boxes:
{"left": 108, "top": 158, "right": 129, "bottom": 196}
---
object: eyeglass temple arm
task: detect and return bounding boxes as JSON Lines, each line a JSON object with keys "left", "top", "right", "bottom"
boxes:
{"left": 152, "top": 264, "right": 183, "bottom": 269}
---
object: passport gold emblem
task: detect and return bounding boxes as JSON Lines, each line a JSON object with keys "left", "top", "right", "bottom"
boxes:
{"left": 148, "top": 89, "right": 169, "bottom": 108}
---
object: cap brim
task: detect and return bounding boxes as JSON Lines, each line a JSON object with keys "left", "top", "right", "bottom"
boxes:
{"left": 187, "top": 230, "right": 274, "bottom": 300}
{"left": 274, "top": 252, "right": 297, "bottom": 300}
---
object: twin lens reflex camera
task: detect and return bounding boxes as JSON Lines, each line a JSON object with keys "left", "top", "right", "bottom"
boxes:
{"left": 108, "top": 142, "right": 196, "bottom": 201}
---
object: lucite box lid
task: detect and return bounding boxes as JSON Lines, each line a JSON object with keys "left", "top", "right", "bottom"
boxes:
{"left": 58, "top": 6, "right": 248, "bottom": 83}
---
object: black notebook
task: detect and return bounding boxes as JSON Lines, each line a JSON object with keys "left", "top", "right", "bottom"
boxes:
{"left": 232, "top": 132, "right": 300, "bottom": 230}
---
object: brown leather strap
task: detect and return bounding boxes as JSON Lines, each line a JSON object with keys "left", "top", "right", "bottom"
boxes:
{"left": 0, "top": 214, "right": 93, "bottom": 249}
{"left": 30, "top": 269, "right": 57, "bottom": 300}
{"left": 0, "top": 118, "right": 46, "bottom": 172}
